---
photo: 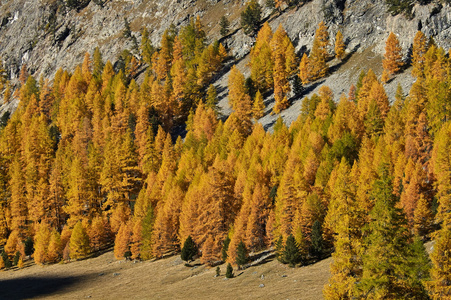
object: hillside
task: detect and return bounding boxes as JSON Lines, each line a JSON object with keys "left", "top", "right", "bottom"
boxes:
{"left": 0, "top": 251, "right": 331, "bottom": 300}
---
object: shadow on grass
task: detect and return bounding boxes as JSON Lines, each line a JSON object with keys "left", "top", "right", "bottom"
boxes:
{"left": 0, "top": 275, "right": 84, "bottom": 300}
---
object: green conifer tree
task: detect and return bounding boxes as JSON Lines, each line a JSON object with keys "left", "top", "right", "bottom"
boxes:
{"left": 283, "top": 234, "right": 301, "bottom": 267}
{"left": 357, "top": 166, "right": 429, "bottom": 299}
{"left": 310, "top": 220, "right": 323, "bottom": 259}
{"left": 181, "top": 235, "right": 197, "bottom": 262}
{"left": 222, "top": 236, "right": 231, "bottom": 262}
{"left": 236, "top": 241, "right": 248, "bottom": 269}
{"left": 226, "top": 263, "right": 234, "bottom": 278}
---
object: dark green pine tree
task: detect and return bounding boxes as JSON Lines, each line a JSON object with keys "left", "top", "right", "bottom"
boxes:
{"left": 240, "top": 0, "right": 262, "bottom": 36}
{"left": 357, "top": 165, "right": 430, "bottom": 299}
{"left": 219, "top": 16, "right": 230, "bottom": 37}
{"left": 24, "top": 237, "right": 34, "bottom": 256}
{"left": 283, "top": 234, "right": 301, "bottom": 267}
{"left": 181, "top": 235, "right": 197, "bottom": 263}
{"left": 2, "top": 251, "right": 11, "bottom": 269}
{"left": 226, "top": 263, "right": 234, "bottom": 278}
{"left": 275, "top": 235, "right": 284, "bottom": 262}
{"left": 13, "top": 251, "right": 20, "bottom": 266}
{"left": 310, "top": 220, "right": 324, "bottom": 259}
{"left": 236, "top": 241, "right": 248, "bottom": 270}
{"left": 222, "top": 236, "right": 231, "bottom": 262}
{"left": 292, "top": 75, "right": 304, "bottom": 98}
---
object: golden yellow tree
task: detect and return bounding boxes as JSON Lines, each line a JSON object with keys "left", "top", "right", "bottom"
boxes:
{"left": 250, "top": 22, "right": 273, "bottom": 91}
{"left": 271, "top": 24, "right": 292, "bottom": 114}
{"left": 114, "top": 222, "right": 131, "bottom": 260}
{"left": 47, "top": 229, "right": 63, "bottom": 263}
{"left": 34, "top": 222, "right": 51, "bottom": 265}
{"left": 382, "top": 32, "right": 403, "bottom": 79}
{"left": 310, "top": 21, "right": 329, "bottom": 80}
{"left": 299, "top": 53, "right": 311, "bottom": 85}
{"left": 334, "top": 30, "right": 345, "bottom": 60}
{"left": 411, "top": 31, "right": 428, "bottom": 78}
{"left": 227, "top": 65, "right": 253, "bottom": 137}
{"left": 253, "top": 90, "right": 265, "bottom": 120}
{"left": 69, "top": 221, "right": 90, "bottom": 260}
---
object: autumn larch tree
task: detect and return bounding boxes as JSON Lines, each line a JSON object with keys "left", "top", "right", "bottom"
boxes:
{"left": 34, "top": 222, "right": 51, "bottom": 265}
{"left": 130, "top": 218, "right": 142, "bottom": 260}
{"left": 334, "top": 30, "right": 345, "bottom": 60}
{"left": 310, "top": 21, "right": 329, "bottom": 80}
{"left": 140, "top": 206, "right": 155, "bottom": 261}
{"left": 201, "top": 234, "right": 219, "bottom": 266}
{"left": 250, "top": 22, "right": 273, "bottom": 92}
{"left": 93, "top": 46, "right": 104, "bottom": 78}
{"left": 47, "top": 229, "right": 63, "bottom": 263}
{"left": 69, "top": 221, "right": 90, "bottom": 260}
{"left": 323, "top": 159, "right": 365, "bottom": 299}
{"left": 428, "top": 227, "right": 451, "bottom": 299}
{"left": 411, "top": 31, "right": 428, "bottom": 79}
{"left": 227, "top": 65, "right": 253, "bottom": 137}
{"left": 271, "top": 24, "right": 293, "bottom": 114}
{"left": 153, "top": 29, "right": 173, "bottom": 81}
{"left": 114, "top": 222, "right": 131, "bottom": 260}
{"left": 382, "top": 32, "right": 403, "bottom": 81}
{"left": 299, "top": 53, "right": 311, "bottom": 85}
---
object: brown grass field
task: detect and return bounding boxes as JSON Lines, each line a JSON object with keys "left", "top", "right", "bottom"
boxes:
{"left": 0, "top": 250, "right": 331, "bottom": 300}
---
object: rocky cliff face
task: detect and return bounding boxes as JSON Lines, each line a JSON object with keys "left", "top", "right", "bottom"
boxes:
{"left": 0, "top": 0, "right": 449, "bottom": 114}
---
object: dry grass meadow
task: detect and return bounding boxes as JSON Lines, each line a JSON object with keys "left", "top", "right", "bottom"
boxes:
{"left": 0, "top": 250, "right": 331, "bottom": 300}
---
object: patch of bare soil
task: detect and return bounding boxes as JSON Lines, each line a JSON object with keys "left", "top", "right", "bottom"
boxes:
{"left": 0, "top": 251, "right": 331, "bottom": 300}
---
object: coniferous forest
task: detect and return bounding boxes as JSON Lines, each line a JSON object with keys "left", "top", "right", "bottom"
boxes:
{"left": 0, "top": 11, "right": 450, "bottom": 299}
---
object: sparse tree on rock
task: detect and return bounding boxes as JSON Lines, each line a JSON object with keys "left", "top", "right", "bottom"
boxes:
{"left": 220, "top": 16, "right": 230, "bottom": 37}
{"left": 382, "top": 32, "right": 403, "bottom": 80}
{"left": 241, "top": 0, "right": 262, "bottom": 36}
{"left": 411, "top": 31, "right": 428, "bottom": 79}
{"left": 310, "top": 21, "right": 329, "bottom": 80}
{"left": 334, "top": 31, "right": 345, "bottom": 60}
